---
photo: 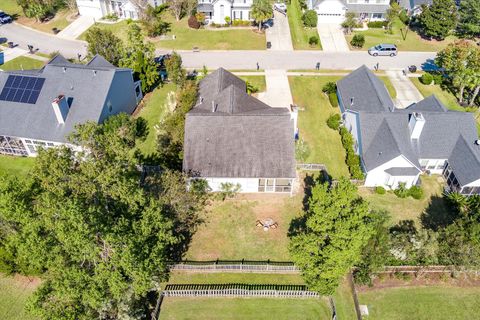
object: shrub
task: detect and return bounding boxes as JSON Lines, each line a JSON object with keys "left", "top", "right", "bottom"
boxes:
{"left": 232, "top": 19, "right": 251, "bottom": 26}
{"left": 196, "top": 12, "right": 206, "bottom": 24}
{"left": 103, "top": 13, "right": 119, "bottom": 21}
{"left": 218, "top": 182, "right": 241, "bottom": 200}
{"left": 394, "top": 183, "right": 409, "bottom": 198}
{"left": 367, "top": 21, "right": 386, "bottom": 28}
{"left": 420, "top": 73, "right": 433, "bottom": 85}
{"left": 322, "top": 82, "right": 337, "bottom": 94}
{"left": 295, "top": 138, "right": 311, "bottom": 162}
{"left": 408, "top": 185, "right": 424, "bottom": 200}
{"left": 327, "top": 114, "right": 341, "bottom": 130}
{"left": 375, "top": 186, "right": 386, "bottom": 194}
{"left": 350, "top": 34, "right": 365, "bottom": 48}
{"left": 328, "top": 92, "right": 339, "bottom": 108}
{"left": 224, "top": 16, "right": 231, "bottom": 25}
{"left": 188, "top": 15, "right": 201, "bottom": 29}
{"left": 309, "top": 35, "right": 319, "bottom": 46}
{"left": 302, "top": 10, "right": 318, "bottom": 27}
{"left": 432, "top": 73, "right": 443, "bottom": 85}
{"left": 339, "top": 127, "right": 364, "bottom": 180}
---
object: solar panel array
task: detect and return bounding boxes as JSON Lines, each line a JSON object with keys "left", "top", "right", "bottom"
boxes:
{"left": 0, "top": 75, "right": 45, "bottom": 104}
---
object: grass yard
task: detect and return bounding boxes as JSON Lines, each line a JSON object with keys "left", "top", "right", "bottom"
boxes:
{"left": 0, "top": 155, "right": 35, "bottom": 177}
{"left": 80, "top": 17, "right": 266, "bottom": 50}
{"left": 160, "top": 297, "right": 331, "bottom": 320}
{"left": 410, "top": 78, "right": 480, "bottom": 133}
{"left": 379, "top": 76, "right": 397, "bottom": 99}
{"left": 0, "top": 56, "right": 45, "bottom": 71}
{"left": 346, "top": 19, "right": 456, "bottom": 52}
{"left": 358, "top": 175, "right": 449, "bottom": 225}
{"left": 239, "top": 75, "right": 266, "bottom": 93}
{"left": 185, "top": 194, "right": 302, "bottom": 261}
{"left": 16, "top": 9, "right": 74, "bottom": 34}
{"left": 358, "top": 286, "right": 480, "bottom": 320}
{"left": 287, "top": 0, "right": 321, "bottom": 50}
{"left": 0, "top": 274, "right": 39, "bottom": 320}
{"left": 333, "top": 278, "right": 357, "bottom": 320}
{"left": 289, "top": 76, "right": 349, "bottom": 179}
{"left": 1, "top": 0, "right": 23, "bottom": 16}
{"left": 134, "top": 83, "right": 176, "bottom": 155}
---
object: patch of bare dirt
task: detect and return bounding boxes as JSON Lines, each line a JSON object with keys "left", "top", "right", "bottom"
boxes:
{"left": 11, "top": 274, "right": 41, "bottom": 289}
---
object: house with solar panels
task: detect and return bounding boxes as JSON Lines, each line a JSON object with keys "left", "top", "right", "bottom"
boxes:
{"left": 0, "top": 55, "right": 142, "bottom": 157}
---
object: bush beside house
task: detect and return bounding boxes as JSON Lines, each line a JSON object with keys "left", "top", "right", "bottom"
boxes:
{"left": 302, "top": 10, "right": 318, "bottom": 27}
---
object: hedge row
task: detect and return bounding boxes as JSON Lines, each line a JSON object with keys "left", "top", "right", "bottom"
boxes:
{"left": 339, "top": 127, "right": 364, "bottom": 180}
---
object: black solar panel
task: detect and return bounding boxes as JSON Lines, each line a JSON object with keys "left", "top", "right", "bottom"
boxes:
{"left": 0, "top": 75, "right": 45, "bottom": 104}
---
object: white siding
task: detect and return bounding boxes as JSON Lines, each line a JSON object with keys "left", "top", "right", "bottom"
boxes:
{"left": 364, "top": 155, "right": 420, "bottom": 189}
{"left": 344, "top": 111, "right": 361, "bottom": 154}
{"left": 419, "top": 159, "right": 447, "bottom": 175}
{"left": 314, "top": 0, "right": 346, "bottom": 23}
{"left": 212, "top": 0, "right": 232, "bottom": 24}
{"left": 205, "top": 178, "right": 259, "bottom": 192}
{"left": 464, "top": 178, "right": 480, "bottom": 188}
{"left": 77, "top": 0, "right": 106, "bottom": 18}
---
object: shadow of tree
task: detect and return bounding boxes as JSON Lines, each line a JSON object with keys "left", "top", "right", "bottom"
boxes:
{"left": 420, "top": 195, "right": 458, "bottom": 231}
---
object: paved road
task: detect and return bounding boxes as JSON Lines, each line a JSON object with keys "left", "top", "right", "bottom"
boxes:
{"left": 266, "top": 11, "right": 293, "bottom": 51}
{"left": 0, "top": 23, "right": 87, "bottom": 58}
{"left": 1, "top": 22, "right": 436, "bottom": 71}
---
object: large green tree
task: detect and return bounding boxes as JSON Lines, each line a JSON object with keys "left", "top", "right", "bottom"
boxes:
{"left": 17, "top": 0, "right": 55, "bottom": 21}
{"left": 85, "top": 27, "right": 125, "bottom": 66}
{"left": 457, "top": 0, "right": 480, "bottom": 39}
{"left": 250, "top": 0, "right": 273, "bottom": 30}
{"left": 165, "top": 52, "right": 186, "bottom": 87}
{"left": 120, "top": 23, "right": 160, "bottom": 92}
{"left": 289, "top": 178, "right": 378, "bottom": 295}
{"left": 418, "top": 0, "right": 457, "bottom": 40}
{"left": 0, "top": 114, "right": 206, "bottom": 319}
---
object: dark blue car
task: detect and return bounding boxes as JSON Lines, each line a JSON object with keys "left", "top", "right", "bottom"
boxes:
{"left": 0, "top": 11, "right": 12, "bottom": 24}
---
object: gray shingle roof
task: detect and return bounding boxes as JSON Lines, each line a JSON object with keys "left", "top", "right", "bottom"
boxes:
{"left": 407, "top": 95, "right": 447, "bottom": 112}
{"left": 183, "top": 69, "right": 296, "bottom": 179}
{"left": 385, "top": 167, "right": 421, "bottom": 176}
{"left": 197, "top": 3, "right": 213, "bottom": 12}
{"left": 448, "top": 136, "right": 480, "bottom": 186}
{"left": 0, "top": 55, "right": 132, "bottom": 143}
{"left": 337, "top": 65, "right": 394, "bottom": 113}
{"left": 346, "top": 3, "right": 390, "bottom": 13}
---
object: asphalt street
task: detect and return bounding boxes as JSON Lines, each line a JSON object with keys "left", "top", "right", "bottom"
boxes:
{"left": 1, "top": 22, "right": 437, "bottom": 71}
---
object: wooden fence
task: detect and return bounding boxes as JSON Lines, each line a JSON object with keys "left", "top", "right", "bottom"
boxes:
{"left": 169, "top": 260, "right": 300, "bottom": 273}
{"left": 162, "top": 284, "right": 319, "bottom": 298}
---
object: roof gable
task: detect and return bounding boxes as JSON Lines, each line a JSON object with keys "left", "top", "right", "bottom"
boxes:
{"left": 448, "top": 136, "right": 480, "bottom": 186}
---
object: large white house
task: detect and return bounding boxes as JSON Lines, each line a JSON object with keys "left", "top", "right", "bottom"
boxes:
{"left": 308, "top": 0, "right": 391, "bottom": 23}
{"left": 337, "top": 66, "right": 480, "bottom": 196}
{"left": 0, "top": 55, "right": 142, "bottom": 157}
{"left": 197, "top": 0, "right": 254, "bottom": 24}
{"left": 183, "top": 68, "right": 297, "bottom": 193}
{"left": 76, "top": 0, "right": 165, "bottom": 19}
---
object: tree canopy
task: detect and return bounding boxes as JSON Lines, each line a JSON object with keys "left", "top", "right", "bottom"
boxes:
{"left": 289, "top": 178, "right": 378, "bottom": 295}
{"left": 458, "top": 0, "right": 480, "bottom": 39}
{"left": 250, "top": 0, "right": 273, "bottom": 30}
{"left": 418, "top": 0, "right": 457, "bottom": 40}
{"left": 85, "top": 27, "right": 125, "bottom": 66}
{"left": 0, "top": 114, "right": 207, "bottom": 319}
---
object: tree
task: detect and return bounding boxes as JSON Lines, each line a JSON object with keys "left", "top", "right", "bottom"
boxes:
{"left": 250, "top": 0, "right": 273, "bottom": 30}
{"left": 130, "top": 0, "right": 149, "bottom": 19}
{"left": 385, "top": 1, "right": 401, "bottom": 33}
{"left": 302, "top": 10, "right": 317, "bottom": 27}
{"left": 341, "top": 12, "right": 357, "bottom": 34}
{"left": 120, "top": 23, "right": 159, "bottom": 92}
{"left": 289, "top": 178, "right": 378, "bottom": 295}
{"left": 16, "top": 0, "right": 55, "bottom": 22}
{"left": 168, "top": 0, "right": 186, "bottom": 21}
{"left": 457, "top": 0, "right": 480, "bottom": 39}
{"left": 165, "top": 51, "right": 186, "bottom": 86}
{"left": 142, "top": 5, "right": 171, "bottom": 37}
{"left": 418, "top": 0, "right": 457, "bottom": 40}
{"left": 436, "top": 41, "right": 480, "bottom": 104}
{"left": 0, "top": 114, "right": 207, "bottom": 319}
{"left": 85, "top": 27, "right": 124, "bottom": 66}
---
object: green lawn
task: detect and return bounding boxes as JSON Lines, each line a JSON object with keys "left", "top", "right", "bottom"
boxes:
{"left": 0, "top": 56, "right": 45, "bottom": 71}
{"left": 0, "top": 274, "right": 38, "bottom": 320}
{"left": 0, "top": 155, "right": 35, "bottom": 177}
{"left": 289, "top": 76, "right": 349, "bottom": 178}
{"left": 185, "top": 194, "right": 302, "bottom": 261}
{"left": 287, "top": 0, "right": 321, "bottom": 50}
{"left": 80, "top": 17, "right": 266, "bottom": 50}
{"left": 239, "top": 76, "right": 266, "bottom": 93}
{"left": 358, "top": 286, "right": 480, "bottom": 320}
{"left": 333, "top": 278, "right": 357, "bottom": 320}
{"left": 2, "top": 0, "right": 23, "bottom": 16}
{"left": 160, "top": 297, "right": 331, "bottom": 320}
{"left": 346, "top": 19, "right": 456, "bottom": 52}
{"left": 410, "top": 78, "right": 480, "bottom": 133}
{"left": 358, "top": 175, "right": 449, "bottom": 225}
{"left": 135, "top": 83, "right": 176, "bottom": 155}
{"left": 379, "top": 76, "right": 397, "bottom": 99}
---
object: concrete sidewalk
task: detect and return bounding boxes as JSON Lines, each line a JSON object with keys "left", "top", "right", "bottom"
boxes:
{"left": 257, "top": 69, "right": 293, "bottom": 108}
{"left": 1, "top": 47, "right": 28, "bottom": 62}
{"left": 266, "top": 11, "right": 293, "bottom": 51}
{"left": 317, "top": 23, "right": 349, "bottom": 52}
{"left": 57, "top": 16, "right": 94, "bottom": 40}
{"left": 386, "top": 70, "right": 423, "bottom": 108}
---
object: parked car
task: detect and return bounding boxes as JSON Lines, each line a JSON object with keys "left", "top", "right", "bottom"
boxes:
{"left": 368, "top": 44, "right": 397, "bottom": 57}
{"left": 274, "top": 3, "right": 287, "bottom": 12}
{"left": 0, "top": 11, "right": 12, "bottom": 24}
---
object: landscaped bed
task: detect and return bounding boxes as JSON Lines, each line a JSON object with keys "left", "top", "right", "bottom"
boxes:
{"left": 345, "top": 19, "right": 456, "bottom": 52}
{"left": 287, "top": 0, "right": 321, "bottom": 50}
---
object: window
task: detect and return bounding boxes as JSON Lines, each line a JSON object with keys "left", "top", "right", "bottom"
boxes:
{"left": 372, "top": 13, "right": 383, "bottom": 19}
{"left": 436, "top": 160, "right": 447, "bottom": 170}
{"left": 427, "top": 160, "right": 437, "bottom": 170}
{"left": 0, "top": 135, "right": 28, "bottom": 156}
{"left": 420, "top": 159, "right": 428, "bottom": 169}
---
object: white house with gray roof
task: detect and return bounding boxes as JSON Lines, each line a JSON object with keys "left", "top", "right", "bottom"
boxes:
{"left": 197, "top": 0, "right": 254, "bottom": 25}
{"left": 0, "top": 55, "right": 142, "bottom": 157}
{"left": 183, "top": 68, "right": 296, "bottom": 193}
{"left": 76, "top": 0, "right": 166, "bottom": 20}
{"left": 337, "top": 65, "right": 480, "bottom": 196}
{"left": 308, "top": 0, "right": 391, "bottom": 23}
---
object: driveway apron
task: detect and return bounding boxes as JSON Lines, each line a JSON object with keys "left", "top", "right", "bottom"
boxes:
{"left": 317, "top": 23, "right": 349, "bottom": 52}
{"left": 266, "top": 11, "right": 293, "bottom": 51}
{"left": 258, "top": 69, "right": 293, "bottom": 108}
{"left": 386, "top": 70, "right": 424, "bottom": 108}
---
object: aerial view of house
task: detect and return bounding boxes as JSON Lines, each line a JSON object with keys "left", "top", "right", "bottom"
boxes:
{"left": 337, "top": 65, "right": 480, "bottom": 195}
{"left": 183, "top": 68, "right": 296, "bottom": 193}
{"left": 308, "top": 0, "right": 391, "bottom": 23}
{"left": 0, "top": 55, "right": 142, "bottom": 156}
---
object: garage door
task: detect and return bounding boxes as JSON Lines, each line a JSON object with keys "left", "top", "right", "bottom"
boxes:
{"left": 317, "top": 12, "right": 345, "bottom": 24}
{"left": 78, "top": 5, "right": 104, "bottom": 19}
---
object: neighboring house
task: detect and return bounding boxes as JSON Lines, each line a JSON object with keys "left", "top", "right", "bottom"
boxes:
{"left": 197, "top": 0, "right": 254, "bottom": 24}
{"left": 308, "top": 0, "right": 390, "bottom": 23}
{"left": 183, "top": 68, "right": 297, "bottom": 193}
{"left": 0, "top": 55, "right": 142, "bottom": 157}
{"left": 398, "top": 0, "right": 432, "bottom": 15}
{"left": 337, "top": 65, "right": 480, "bottom": 195}
{"left": 76, "top": 0, "right": 165, "bottom": 19}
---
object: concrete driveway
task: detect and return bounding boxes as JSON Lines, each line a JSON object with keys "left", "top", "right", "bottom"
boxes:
{"left": 57, "top": 15, "right": 95, "bottom": 40}
{"left": 257, "top": 69, "right": 293, "bottom": 108}
{"left": 317, "top": 23, "right": 349, "bottom": 52}
{"left": 386, "top": 70, "right": 424, "bottom": 108}
{"left": 265, "top": 11, "right": 293, "bottom": 51}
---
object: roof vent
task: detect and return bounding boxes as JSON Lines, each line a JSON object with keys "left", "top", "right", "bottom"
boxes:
{"left": 350, "top": 97, "right": 354, "bottom": 106}
{"left": 93, "top": 70, "right": 97, "bottom": 76}
{"left": 63, "top": 67, "right": 67, "bottom": 73}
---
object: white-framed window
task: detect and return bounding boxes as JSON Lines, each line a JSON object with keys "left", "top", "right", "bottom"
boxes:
{"left": 372, "top": 13, "right": 383, "bottom": 19}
